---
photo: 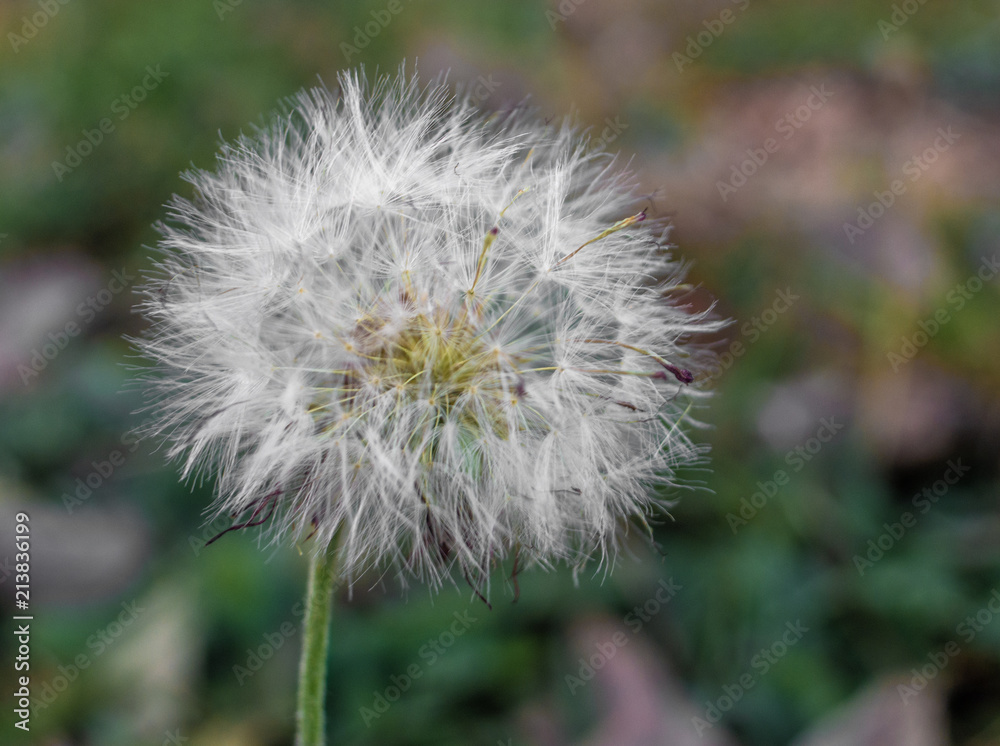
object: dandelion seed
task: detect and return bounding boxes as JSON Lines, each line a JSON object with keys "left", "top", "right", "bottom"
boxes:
{"left": 134, "top": 66, "right": 720, "bottom": 595}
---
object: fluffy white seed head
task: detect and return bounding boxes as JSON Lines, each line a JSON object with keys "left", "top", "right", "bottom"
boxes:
{"left": 136, "top": 67, "right": 720, "bottom": 593}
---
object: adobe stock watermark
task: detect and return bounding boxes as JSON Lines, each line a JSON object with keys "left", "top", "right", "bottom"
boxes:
{"left": 727, "top": 416, "right": 844, "bottom": 533}
{"left": 878, "top": 0, "right": 930, "bottom": 40}
{"left": 589, "top": 116, "right": 627, "bottom": 152}
{"left": 189, "top": 512, "right": 240, "bottom": 557}
{"left": 467, "top": 74, "right": 502, "bottom": 108}
{"left": 18, "top": 267, "right": 135, "bottom": 386}
{"left": 692, "top": 620, "right": 809, "bottom": 736}
{"left": 897, "top": 588, "right": 1000, "bottom": 705}
{"left": 360, "top": 609, "right": 479, "bottom": 725}
{"left": 51, "top": 65, "right": 169, "bottom": 182}
{"left": 853, "top": 459, "right": 970, "bottom": 575}
{"left": 214, "top": 0, "right": 243, "bottom": 20}
{"left": 340, "top": 0, "right": 413, "bottom": 61}
{"left": 546, "top": 0, "right": 587, "bottom": 29}
{"left": 673, "top": 0, "right": 750, "bottom": 72}
{"left": 60, "top": 418, "right": 153, "bottom": 513}
{"left": 232, "top": 580, "right": 343, "bottom": 686}
{"left": 29, "top": 600, "right": 145, "bottom": 716}
{"left": 887, "top": 253, "right": 999, "bottom": 372}
{"left": 187, "top": 502, "right": 287, "bottom": 561}
{"left": 232, "top": 590, "right": 329, "bottom": 686}
{"left": 843, "top": 126, "right": 960, "bottom": 244}
{"left": 7, "top": 0, "right": 72, "bottom": 53}
{"left": 716, "top": 84, "right": 834, "bottom": 202}
{"left": 701, "top": 287, "right": 799, "bottom": 383}
{"left": 565, "top": 577, "right": 681, "bottom": 695}
{"left": 233, "top": 624, "right": 297, "bottom": 686}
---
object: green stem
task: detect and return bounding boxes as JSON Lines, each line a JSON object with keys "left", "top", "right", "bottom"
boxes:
{"left": 295, "top": 549, "right": 336, "bottom": 746}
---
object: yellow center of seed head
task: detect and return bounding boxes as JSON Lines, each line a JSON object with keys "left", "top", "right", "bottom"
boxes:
{"left": 331, "top": 307, "right": 510, "bottom": 444}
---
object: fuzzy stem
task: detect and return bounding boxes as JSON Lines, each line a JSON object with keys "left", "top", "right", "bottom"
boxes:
{"left": 295, "top": 549, "right": 336, "bottom": 746}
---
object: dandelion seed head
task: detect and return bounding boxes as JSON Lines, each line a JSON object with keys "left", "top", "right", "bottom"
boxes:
{"left": 135, "top": 66, "right": 721, "bottom": 593}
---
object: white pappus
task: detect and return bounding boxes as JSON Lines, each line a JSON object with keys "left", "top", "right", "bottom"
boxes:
{"left": 134, "top": 66, "right": 720, "bottom": 596}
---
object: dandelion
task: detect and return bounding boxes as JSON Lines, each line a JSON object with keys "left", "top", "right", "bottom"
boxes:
{"left": 135, "top": 66, "right": 718, "bottom": 745}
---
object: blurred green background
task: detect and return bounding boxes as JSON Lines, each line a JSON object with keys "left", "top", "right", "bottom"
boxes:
{"left": 1, "top": 1, "right": 999, "bottom": 744}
